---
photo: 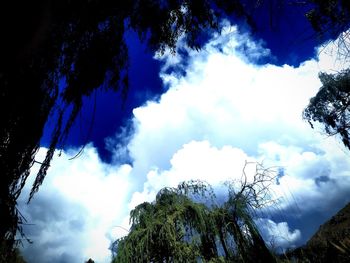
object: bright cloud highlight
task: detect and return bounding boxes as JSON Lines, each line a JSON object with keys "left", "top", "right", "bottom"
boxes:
{"left": 19, "top": 23, "right": 350, "bottom": 262}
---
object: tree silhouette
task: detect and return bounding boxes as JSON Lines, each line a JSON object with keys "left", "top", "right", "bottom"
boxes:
{"left": 0, "top": 0, "right": 250, "bottom": 260}
{"left": 112, "top": 164, "right": 276, "bottom": 262}
{"left": 1, "top": 0, "right": 347, "bottom": 260}
{"left": 306, "top": 0, "right": 350, "bottom": 62}
{"left": 303, "top": 69, "right": 350, "bottom": 149}
{"left": 303, "top": 1, "right": 350, "bottom": 147}
{"left": 306, "top": 0, "right": 350, "bottom": 40}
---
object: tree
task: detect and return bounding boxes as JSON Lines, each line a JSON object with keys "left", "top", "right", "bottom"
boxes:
{"left": 306, "top": 0, "right": 350, "bottom": 61}
{"left": 306, "top": 0, "right": 350, "bottom": 39}
{"left": 303, "top": 69, "right": 350, "bottom": 149}
{"left": 0, "top": 1, "right": 251, "bottom": 259}
{"left": 303, "top": 1, "right": 350, "bottom": 147}
{"left": 1, "top": 0, "right": 346, "bottom": 260}
{"left": 111, "top": 164, "right": 276, "bottom": 263}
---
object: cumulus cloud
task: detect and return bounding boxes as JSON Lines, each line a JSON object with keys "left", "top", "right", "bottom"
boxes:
{"left": 128, "top": 140, "right": 255, "bottom": 209}
{"left": 257, "top": 218, "right": 301, "bottom": 251}
{"left": 18, "top": 146, "right": 132, "bottom": 263}
{"left": 125, "top": 25, "right": 323, "bottom": 185}
{"left": 124, "top": 22, "right": 350, "bottom": 248}
{"left": 19, "top": 23, "right": 350, "bottom": 262}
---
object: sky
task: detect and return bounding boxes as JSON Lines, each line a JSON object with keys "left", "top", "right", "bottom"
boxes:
{"left": 39, "top": 1, "right": 318, "bottom": 163}
{"left": 18, "top": 16, "right": 350, "bottom": 263}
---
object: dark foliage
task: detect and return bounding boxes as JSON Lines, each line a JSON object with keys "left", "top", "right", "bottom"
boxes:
{"left": 0, "top": 0, "right": 250, "bottom": 260}
{"left": 0, "top": 0, "right": 347, "bottom": 261}
{"left": 303, "top": 69, "right": 350, "bottom": 149}
{"left": 284, "top": 202, "right": 350, "bottom": 262}
{"left": 306, "top": 0, "right": 350, "bottom": 40}
{"left": 303, "top": 0, "right": 350, "bottom": 149}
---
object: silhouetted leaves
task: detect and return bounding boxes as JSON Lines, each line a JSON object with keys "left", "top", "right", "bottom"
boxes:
{"left": 2, "top": 1, "right": 349, "bottom": 261}
{"left": 303, "top": 69, "right": 350, "bottom": 149}
{"left": 0, "top": 0, "right": 252, "bottom": 260}
{"left": 306, "top": 0, "right": 350, "bottom": 40}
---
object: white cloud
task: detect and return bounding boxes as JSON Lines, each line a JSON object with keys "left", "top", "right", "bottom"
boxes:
{"left": 127, "top": 26, "right": 324, "bottom": 185}
{"left": 316, "top": 29, "right": 350, "bottom": 72}
{"left": 128, "top": 140, "right": 255, "bottom": 209}
{"left": 19, "top": 23, "right": 350, "bottom": 262}
{"left": 257, "top": 138, "right": 350, "bottom": 214}
{"left": 125, "top": 22, "right": 350, "bottom": 249}
{"left": 18, "top": 146, "right": 132, "bottom": 263}
{"left": 256, "top": 218, "right": 301, "bottom": 251}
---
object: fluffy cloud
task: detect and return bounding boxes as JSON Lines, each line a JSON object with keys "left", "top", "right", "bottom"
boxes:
{"left": 125, "top": 23, "right": 350, "bottom": 248}
{"left": 257, "top": 218, "right": 301, "bottom": 251}
{"left": 126, "top": 26, "right": 322, "bottom": 183}
{"left": 128, "top": 140, "right": 255, "bottom": 209}
{"left": 18, "top": 146, "right": 132, "bottom": 263}
{"left": 19, "top": 23, "right": 350, "bottom": 262}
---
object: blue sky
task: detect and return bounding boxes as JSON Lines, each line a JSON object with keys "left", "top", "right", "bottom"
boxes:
{"left": 40, "top": 1, "right": 318, "bottom": 163}
{"left": 18, "top": 14, "right": 350, "bottom": 263}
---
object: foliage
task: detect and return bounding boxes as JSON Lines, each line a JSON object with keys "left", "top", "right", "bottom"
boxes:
{"left": 306, "top": 0, "right": 350, "bottom": 39}
{"left": 304, "top": 1, "right": 350, "bottom": 149}
{"left": 1, "top": 0, "right": 348, "bottom": 260}
{"left": 303, "top": 69, "right": 350, "bottom": 149}
{"left": 306, "top": 0, "right": 350, "bottom": 62}
{"left": 112, "top": 163, "right": 277, "bottom": 263}
{"left": 0, "top": 0, "right": 248, "bottom": 256}
{"left": 0, "top": 243, "right": 26, "bottom": 263}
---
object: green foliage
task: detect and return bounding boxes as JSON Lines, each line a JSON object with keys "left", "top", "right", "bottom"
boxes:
{"left": 303, "top": 69, "right": 350, "bottom": 149}
{"left": 112, "top": 165, "right": 277, "bottom": 263}
{"left": 2, "top": 0, "right": 349, "bottom": 260}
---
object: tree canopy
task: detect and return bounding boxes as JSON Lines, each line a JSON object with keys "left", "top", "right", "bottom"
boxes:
{"left": 303, "top": 69, "right": 350, "bottom": 149}
{"left": 0, "top": 1, "right": 250, "bottom": 259}
{"left": 306, "top": 0, "right": 350, "bottom": 40}
{"left": 112, "top": 164, "right": 276, "bottom": 263}
{"left": 1, "top": 0, "right": 349, "bottom": 261}
{"left": 303, "top": 1, "right": 350, "bottom": 149}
